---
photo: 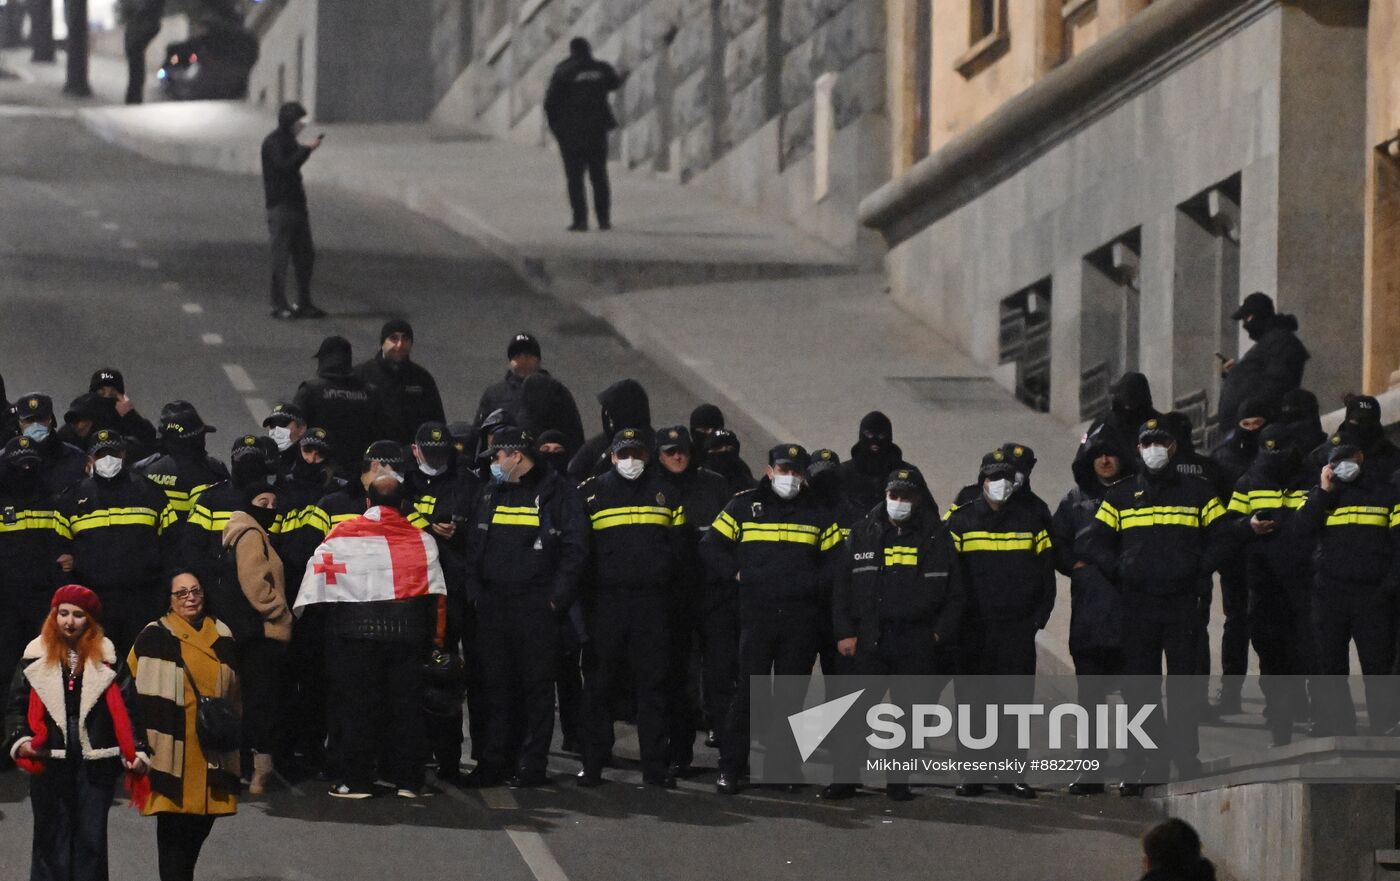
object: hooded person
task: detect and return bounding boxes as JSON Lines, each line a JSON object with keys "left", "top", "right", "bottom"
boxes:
{"left": 688, "top": 404, "right": 725, "bottom": 469}
{"left": 1093, "top": 372, "right": 1161, "bottom": 445}
{"left": 836, "top": 411, "right": 914, "bottom": 515}
{"left": 1051, "top": 422, "right": 1132, "bottom": 794}
{"left": 699, "top": 428, "right": 755, "bottom": 495}
{"left": 1278, "top": 388, "right": 1327, "bottom": 465}
{"left": 262, "top": 100, "right": 325, "bottom": 319}
{"left": 215, "top": 441, "right": 292, "bottom": 795}
{"left": 1216, "top": 292, "right": 1309, "bottom": 429}
{"left": 293, "top": 336, "right": 385, "bottom": 480}
{"left": 1211, "top": 396, "right": 1275, "bottom": 491}
{"left": 534, "top": 429, "right": 573, "bottom": 475}
{"left": 517, "top": 372, "right": 586, "bottom": 456}
{"left": 1333, "top": 394, "right": 1400, "bottom": 483}
{"left": 1224, "top": 423, "right": 1313, "bottom": 745}
{"left": 568, "top": 378, "right": 652, "bottom": 480}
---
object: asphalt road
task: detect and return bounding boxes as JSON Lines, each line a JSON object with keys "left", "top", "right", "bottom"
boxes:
{"left": 0, "top": 81, "right": 1161, "bottom": 881}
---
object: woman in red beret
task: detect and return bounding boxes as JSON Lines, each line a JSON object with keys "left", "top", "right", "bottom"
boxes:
{"left": 5, "top": 584, "right": 149, "bottom": 881}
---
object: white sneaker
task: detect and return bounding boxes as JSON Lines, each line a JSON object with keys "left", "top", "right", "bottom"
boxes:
{"left": 328, "top": 783, "right": 372, "bottom": 799}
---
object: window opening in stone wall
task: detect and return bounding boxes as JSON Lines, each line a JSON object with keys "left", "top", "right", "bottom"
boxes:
{"left": 1080, "top": 229, "right": 1141, "bottom": 421}
{"left": 1173, "top": 175, "right": 1242, "bottom": 449}
{"left": 999, "top": 280, "right": 1052, "bottom": 413}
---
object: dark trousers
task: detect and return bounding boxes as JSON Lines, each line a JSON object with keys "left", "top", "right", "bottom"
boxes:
{"left": 831, "top": 624, "right": 945, "bottom": 785}
{"left": 666, "top": 592, "right": 705, "bottom": 768}
{"left": 1121, "top": 595, "right": 1203, "bottom": 780}
{"left": 477, "top": 592, "right": 559, "bottom": 777}
{"left": 236, "top": 637, "right": 285, "bottom": 755}
{"left": 1072, "top": 647, "right": 1125, "bottom": 771}
{"left": 124, "top": 47, "right": 145, "bottom": 104}
{"left": 556, "top": 622, "right": 584, "bottom": 750}
{"left": 1250, "top": 577, "right": 1315, "bottom": 739}
{"left": 155, "top": 814, "right": 216, "bottom": 881}
{"left": 1312, "top": 582, "right": 1398, "bottom": 734}
{"left": 287, "top": 607, "right": 328, "bottom": 766}
{"left": 325, "top": 636, "right": 427, "bottom": 791}
{"left": 955, "top": 616, "right": 1037, "bottom": 777}
{"left": 582, "top": 592, "right": 671, "bottom": 778}
{"left": 719, "top": 608, "right": 820, "bottom": 779}
{"left": 1218, "top": 558, "right": 1250, "bottom": 693}
{"left": 28, "top": 759, "right": 118, "bottom": 881}
{"left": 702, "top": 586, "right": 740, "bottom": 742}
{"left": 266, "top": 204, "right": 315, "bottom": 310}
{"left": 558, "top": 136, "right": 610, "bottom": 227}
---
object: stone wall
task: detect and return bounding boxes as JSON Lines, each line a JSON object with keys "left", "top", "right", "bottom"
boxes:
{"left": 438, "top": 0, "right": 886, "bottom": 261}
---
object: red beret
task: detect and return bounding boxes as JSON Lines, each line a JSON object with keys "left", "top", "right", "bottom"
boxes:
{"left": 51, "top": 584, "right": 102, "bottom": 620}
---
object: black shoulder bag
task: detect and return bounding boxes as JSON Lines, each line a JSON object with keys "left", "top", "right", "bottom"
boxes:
{"left": 177, "top": 656, "right": 242, "bottom": 754}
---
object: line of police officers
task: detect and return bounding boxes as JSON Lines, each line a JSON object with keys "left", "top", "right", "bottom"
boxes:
{"left": 3, "top": 332, "right": 1398, "bottom": 802}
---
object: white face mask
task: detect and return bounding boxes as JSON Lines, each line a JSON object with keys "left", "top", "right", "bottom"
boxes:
{"left": 1140, "top": 445, "right": 1171, "bottom": 473}
{"left": 616, "top": 458, "right": 645, "bottom": 480}
{"left": 268, "top": 426, "right": 294, "bottom": 452}
{"left": 984, "top": 478, "right": 1013, "bottom": 503}
{"left": 771, "top": 474, "right": 803, "bottom": 499}
{"left": 1332, "top": 460, "right": 1361, "bottom": 483}
{"left": 94, "top": 456, "right": 123, "bottom": 479}
{"left": 886, "top": 498, "right": 913, "bottom": 522}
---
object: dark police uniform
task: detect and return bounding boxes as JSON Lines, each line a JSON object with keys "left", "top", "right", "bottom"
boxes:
{"left": 577, "top": 434, "right": 685, "bottom": 785}
{"left": 0, "top": 437, "right": 67, "bottom": 697}
{"left": 543, "top": 45, "right": 622, "bottom": 229}
{"left": 293, "top": 337, "right": 384, "bottom": 480}
{"left": 354, "top": 351, "right": 445, "bottom": 447}
{"left": 701, "top": 445, "right": 841, "bottom": 788}
{"left": 463, "top": 431, "right": 588, "bottom": 784}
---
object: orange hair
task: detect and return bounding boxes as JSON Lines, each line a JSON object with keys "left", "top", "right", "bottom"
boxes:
{"left": 40, "top": 606, "right": 106, "bottom": 670}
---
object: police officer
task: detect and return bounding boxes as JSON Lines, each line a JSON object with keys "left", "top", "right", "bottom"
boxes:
{"left": 1051, "top": 423, "right": 1132, "bottom": 794}
{"left": 293, "top": 336, "right": 384, "bottom": 480}
{"left": 824, "top": 467, "right": 964, "bottom": 802}
{"left": 184, "top": 435, "right": 283, "bottom": 592}
{"left": 11, "top": 394, "right": 86, "bottom": 496}
{"left": 945, "top": 442, "right": 1051, "bottom": 527}
{"left": 354, "top": 320, "right": 446, "bottom": 446}
{"left": 263, "top": 402, "right": 308, "bottom": 475}
{"left": 1226, "top": 423, "right": 1314, "bottom": 745}
{"left": 1291, "top": 434, "right": 1400, "bottom": 735}
{"left": 57, "top": 429, "right": 178, "bottom": 651}
{"left": 405, "top": 421, "right": 481, "bottom": 781}
{"left": 701, "top": 444, "right": 842, "bottom": 795}
{"left": 0, "top": 436, "right": 68, "bottom": 697}
{"left": 1088, "top": 419, "right": 1230, "bottom": 791}
{"left": 576, "top": 428, "right": 685, "bottom": 788}
{"left": 462, "top": 428, "right": 588, "bottom": 787}
{"left": 133, "top": 400, "right": 228, "bottom": 555}
{"left": 946, "top": 450, "right": 1055, "bottom": 799}
{"left": 656, "top": 425, "right": 732, "bottom": 773}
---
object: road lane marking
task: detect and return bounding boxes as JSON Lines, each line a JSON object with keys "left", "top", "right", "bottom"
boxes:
{"left": 0, "top": 105, "right": 70, "bottom": 117}
{"left": 181, "top": 302, "right": 203, "bottom": 314}
{"left": 101, "top": 221, "right": 119, "bottom": 231}
{"left": 244, "top": 398, "right": 269, "bottom": 422}
{"left": 119, "top": 238, "right": 139, "bottom": 250}
{"left": 201, "top": 332, "right": 223, "bottom": 345}
{"left": 222, "top": 364, "right": 256, "bottom": 393}
{"left": 138, "top": 257, "right": 159, "bottom": 269}
{"left": 82, "top": 209, "right": 101, "bottom": 218}
{"left": 162, "top": 282, "right": 183, "bottom": 292}
{"left": 480, "top": 787, "right": 518, "bottom": 810}
{"left": 506, "top": 830, "right": 570, "bottom": 881}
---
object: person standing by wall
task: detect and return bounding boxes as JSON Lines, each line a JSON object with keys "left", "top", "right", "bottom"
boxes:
{"left": 544, "top": 38, "right": 624, "bottom": 232}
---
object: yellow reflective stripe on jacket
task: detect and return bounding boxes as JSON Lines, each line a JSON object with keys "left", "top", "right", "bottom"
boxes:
{"left": 739, "top": 522, "right": 820, "bottom": 545}
{"left": 1095, "top": 501, "right": 1120, "bottom": 530}
{"left": 414, "top": 496, "right": 437, "bottom": 519}
{"left": 1228, "top": 490, "right": 1308, "bottom": 516}
{"left": 590, "top": 505, "right": 681, "bottom": 531}
{"left": 0, "top": 510, "right": 65, "bottom": 535}
{"left": 1325, "top": 506, "right": 1394, "bottom": 528}
{"left": 329, "top": 512, "right": 361, "bottom": 527}
{"left": 158, "top": 506, "right": 178, "bottom": 533}
{"left": 884, "top": 546, "right": 918, "bottom": 567}
{"left": 712, "top": 511, "right": 739, "bottom": 540}
{"left": 161, "top": 483, "right": 217, "bottom": 515}
{"left": 68, "top": 507, "right": 161, "bottom": 534}
{"left": 296, "top": 507, "right": 331, "bottom": 534}
{"left": 952, "top": 530, "right": 1039, "bottom": 553}
{"left": 1201, "top": 497, "right": 1225, "bottom": 526}
{"left": 407, "top": 510, "right": 430, "bottom": 530}
{"left": 819, "top": 523, "right": 842, "bottom": 551}
{"left": 492, "top": 505, "right": 540, "bottom": 527}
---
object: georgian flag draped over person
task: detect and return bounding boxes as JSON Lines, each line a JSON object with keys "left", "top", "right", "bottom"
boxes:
{"left": 294, "top": 504, "right": 447, "bottom": 610}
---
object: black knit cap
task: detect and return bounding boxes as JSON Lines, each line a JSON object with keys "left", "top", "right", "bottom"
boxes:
{"left": 689, "top": 404, "right": 724, "bottom": 433}
{"left": 707, "top": 427, "right": 740, "bottom": 452}
{"left": 89, "top": 368, "right": 124, "bottom": 395}
{"left": 380, "top": 318, "right": 414, "bottom": 344}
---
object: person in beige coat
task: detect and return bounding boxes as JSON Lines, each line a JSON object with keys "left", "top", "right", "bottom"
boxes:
{"left": 212, "top": 443, "right": 293, "bottom": 795}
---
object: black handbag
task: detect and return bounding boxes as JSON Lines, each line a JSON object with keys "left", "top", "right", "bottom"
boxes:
{"left": 179, "top": 660, "right": 242, "bottom": 754}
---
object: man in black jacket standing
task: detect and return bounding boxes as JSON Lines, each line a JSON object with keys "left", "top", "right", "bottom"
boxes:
{"left": 1216, "top": 292, "right": 1308, "bottom": 429}
{"left": 544, "top": 37, "right": 623, "bottom": 231}
{"left": 353, "top": 320, "right": 445, "bottom": 446}
{"left": 262, "top": 101, "right": 326, "bottom": 320}
{"left": 294, "top": 336, "right": 383, "bottom": 480}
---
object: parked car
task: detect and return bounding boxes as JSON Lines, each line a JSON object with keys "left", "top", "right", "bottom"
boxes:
{"left": 157, "top": 28, "right": 258, "bottom": 100}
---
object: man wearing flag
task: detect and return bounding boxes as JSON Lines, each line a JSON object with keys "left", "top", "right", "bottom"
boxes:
{"left": 295, "top": 471, "right": 447, "bottom": 800}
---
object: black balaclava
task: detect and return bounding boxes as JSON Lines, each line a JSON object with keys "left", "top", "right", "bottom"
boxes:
{"left": 1233, "top": 397, "right": 1274, "bottom": 457}
{"left": 535, "top": 429, "right": 571, "bottom": 475}
{"left": 1254, "top": 423, "right": 1300, "bottom": 483}
{"left": 1110, "top": 372, "right": 1155, "bottom": 431}
{"left": 855, "top": 411, "right": 895, "bottom": 471}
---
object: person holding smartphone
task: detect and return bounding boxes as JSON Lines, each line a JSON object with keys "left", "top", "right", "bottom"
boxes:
{"left": 261, "top": 102, "right": 326, "bottom": 321}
